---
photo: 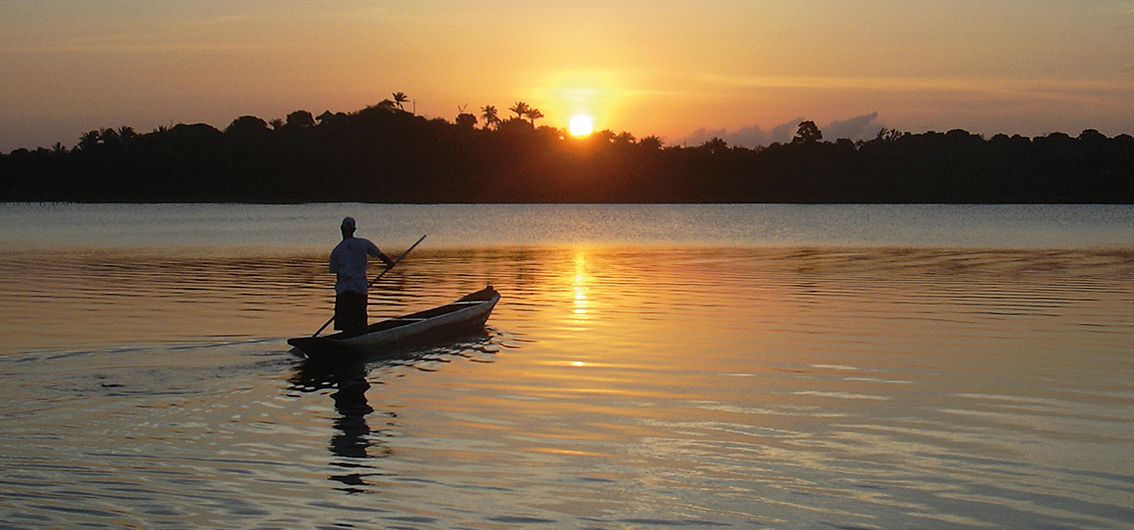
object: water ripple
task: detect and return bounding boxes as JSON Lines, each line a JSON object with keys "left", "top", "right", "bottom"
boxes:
{"left": 1, "top": 246, "right": 1132, "bottom": 527}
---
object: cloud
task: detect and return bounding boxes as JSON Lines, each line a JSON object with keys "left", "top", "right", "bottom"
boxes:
{"left": 682, "top": 112, "right": 884, "bottom": 148}
{"left": 825, "top": 112, "right": 882, "bottom": 142}
{"left": 680, "top": 117, "right": 800, "bottom": 148}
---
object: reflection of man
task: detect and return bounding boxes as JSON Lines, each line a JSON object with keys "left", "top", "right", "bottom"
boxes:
{"left": 329, "top": 217, "right": 393, "bottom": 333}
{"left": 331, "top": 371, "right": 374, "bottom": 460}
{"left": 288, "top": 360, "right": 388, "bottom": 490}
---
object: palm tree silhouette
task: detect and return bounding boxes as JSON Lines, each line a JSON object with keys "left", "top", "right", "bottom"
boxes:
{"left": 78, "top": 130, "right": 100, "bottom": 151}
{"left": 525, "top": 108, "right": 544, "bottom": 126}
{"left": 509, "top": 101, "right": 531, "bottom": 121}
{"left": 117, "top": 126, "right": 137, "bottom": 143}
{"left": 392, "top": 92, "right": 410, "bottom": 111}
{"left": 99, "top": 127, "right": 121, "bottom": 146}
{"left": 480, "top": 105, "right": 501, "bottom": 129}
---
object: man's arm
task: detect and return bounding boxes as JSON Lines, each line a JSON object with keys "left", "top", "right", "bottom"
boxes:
{"left": 367, "top": 240, "right": 395, "bottom": 268}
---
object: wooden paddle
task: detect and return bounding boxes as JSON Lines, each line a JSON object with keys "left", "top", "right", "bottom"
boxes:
{"left": 312, "top": 234, "right": 428, "bottom": 337}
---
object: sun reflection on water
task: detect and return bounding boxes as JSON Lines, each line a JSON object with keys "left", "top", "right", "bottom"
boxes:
{"left": 571, "top": 249, "right": 589, "bottom": 319}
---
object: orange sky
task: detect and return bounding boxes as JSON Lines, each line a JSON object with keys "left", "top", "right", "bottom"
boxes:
{"left": 2, "top": 1, "right": 1133, "bottom": 151}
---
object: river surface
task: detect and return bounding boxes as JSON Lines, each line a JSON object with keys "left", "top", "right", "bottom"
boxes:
{"left": 0, "top": 203, "right": 1132, "bottom": 528}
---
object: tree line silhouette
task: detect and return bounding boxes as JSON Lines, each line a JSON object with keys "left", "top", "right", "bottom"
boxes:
{"left": 2, "top": 96, "right": 1132, "bottom": 203}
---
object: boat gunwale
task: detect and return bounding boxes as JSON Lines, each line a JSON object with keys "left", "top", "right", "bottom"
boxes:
{"left": 323, "top": 289, "right": 499, "bottom": 342}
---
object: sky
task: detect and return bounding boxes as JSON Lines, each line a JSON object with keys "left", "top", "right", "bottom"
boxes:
{"left": 2, "top": 0, "right": 1133, "bottom": 152}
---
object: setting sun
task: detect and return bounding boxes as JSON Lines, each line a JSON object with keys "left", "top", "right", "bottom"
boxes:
{"left": 568, "top": 115, "right": 595, "bottom": 137}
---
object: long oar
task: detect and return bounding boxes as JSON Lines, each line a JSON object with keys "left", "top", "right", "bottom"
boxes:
{"left": 312, "top": 234, "right": 427, "bottom": 337}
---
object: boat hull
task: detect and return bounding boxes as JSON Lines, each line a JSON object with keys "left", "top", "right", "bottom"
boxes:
{"left": 288, "top": 286, "right": 500, "bottom": 362}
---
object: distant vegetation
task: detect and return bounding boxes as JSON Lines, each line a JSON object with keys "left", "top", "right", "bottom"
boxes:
{"left": 2, "top": 96, "right": 1132, "bottom": 203}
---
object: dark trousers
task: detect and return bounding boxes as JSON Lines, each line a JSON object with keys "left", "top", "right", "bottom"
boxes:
{"left": 334, "top": 290, "right": 367, "bottom": 333}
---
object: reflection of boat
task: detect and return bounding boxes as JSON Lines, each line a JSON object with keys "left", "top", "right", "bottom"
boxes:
{"left": 288, "top": 286, "right": 500, "bottom": 363}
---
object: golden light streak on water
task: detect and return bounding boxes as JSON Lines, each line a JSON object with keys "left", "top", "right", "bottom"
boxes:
{"left": 572, "top": 249, "right": 589, "bottom": 316}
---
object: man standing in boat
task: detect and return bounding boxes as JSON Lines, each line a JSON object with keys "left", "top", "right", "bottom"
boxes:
{"left": 330, "top": 216, "right": 394, "bottom": 333}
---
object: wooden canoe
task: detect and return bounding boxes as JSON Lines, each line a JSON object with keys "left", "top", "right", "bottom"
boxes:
{"left": 288, "top": 286, "right": 500, "bottom": 362}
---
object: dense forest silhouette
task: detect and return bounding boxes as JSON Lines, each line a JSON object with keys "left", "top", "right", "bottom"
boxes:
{"left": 2, "top": 97, "right": 1132, "bottom": 203}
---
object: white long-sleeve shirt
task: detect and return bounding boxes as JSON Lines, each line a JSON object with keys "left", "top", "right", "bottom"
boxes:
{"left": 329, "top": 237, "right": 384, "bottom": 295}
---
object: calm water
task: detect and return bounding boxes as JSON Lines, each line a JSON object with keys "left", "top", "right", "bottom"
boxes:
{"left": 0, "top": 203, "right": 1132, "bottom": 528}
